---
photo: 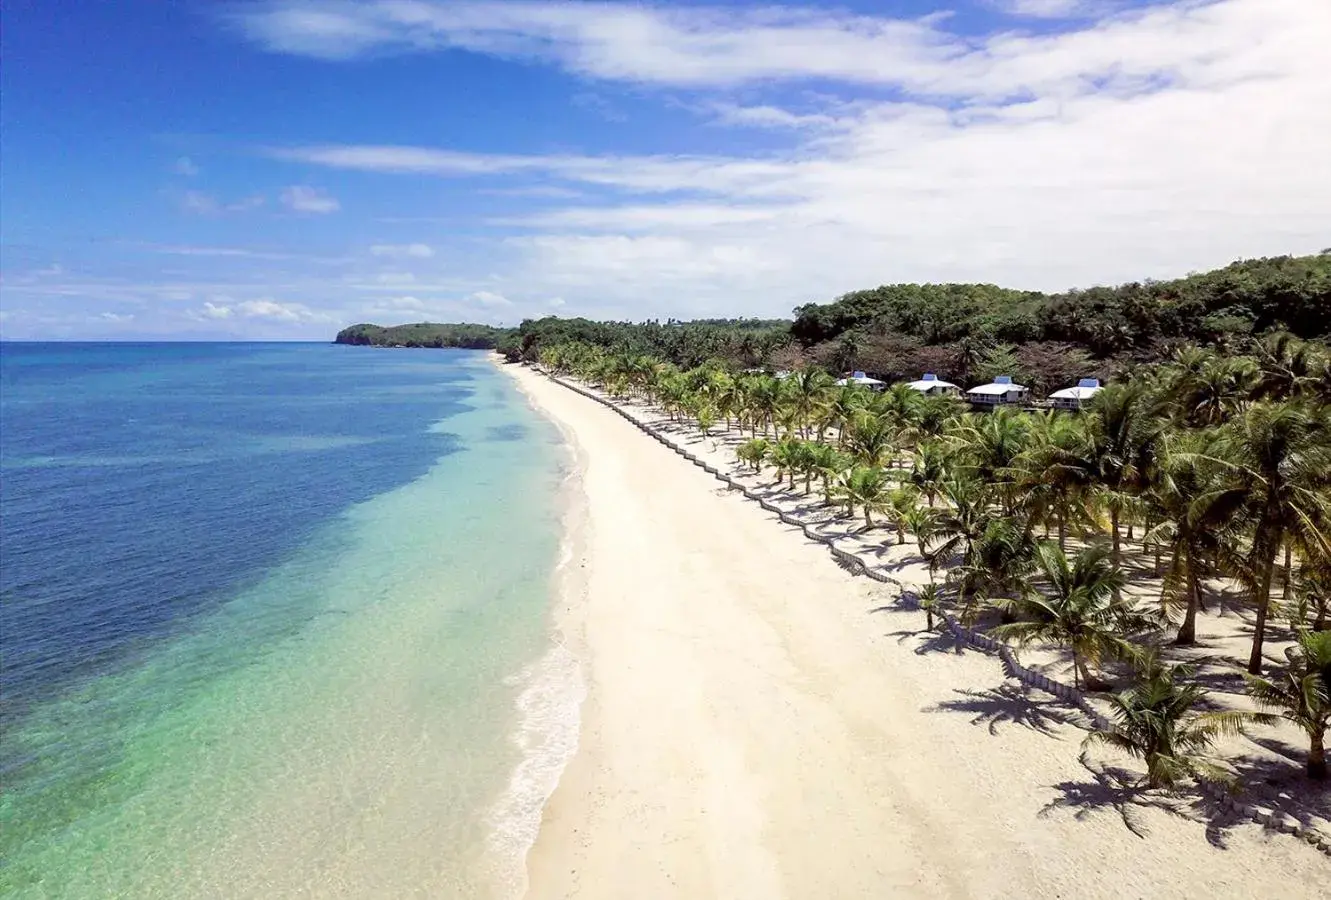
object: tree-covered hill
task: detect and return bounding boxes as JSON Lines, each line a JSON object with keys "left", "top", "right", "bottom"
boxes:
{"left": 334, "top": 253, "right": 1329, "bottom": 391}
{"left": 334, "top": 322, "right": 515, "bottom": 349}
{"left": 793, "top": 254, "right": 1329, "bottom": 355}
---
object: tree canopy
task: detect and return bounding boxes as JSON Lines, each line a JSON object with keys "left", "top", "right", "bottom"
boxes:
{"left": 334, "top": 253, "right": 1330, "bottom": 383}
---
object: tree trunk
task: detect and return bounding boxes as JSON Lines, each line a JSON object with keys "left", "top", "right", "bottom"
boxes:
{"left": 1310, "top": 730, "right": 1327, "bottom": 781}
{"left": 1280, "top": 542, "right": 1293, "bottom": 607}
{"left": 896, "top": 526, "right": 905, "bottom": 545}
{"left": 1247, "top": 542, "right": 1277, "bottom": 675}
{"left": 1111, "top": 508, "right": 1121, "bottom": 567}
{"left": 864, "top": 509, "right": 873, "bottom": 528}
{"left": 1175, "top": 544, "right": 1202, "bottom": 645}
{"left": 1058, "top": 508, "right": 1067, "bottom": 552}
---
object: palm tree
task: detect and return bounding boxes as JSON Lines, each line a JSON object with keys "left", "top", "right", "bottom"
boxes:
{"left": 786, "top": 367, "right": 836, "bottom": 438}
{"left": 1083, "top": 381, "right": 1160, "bottom": 567}
{"left": 868, "top": 384, "right": 922, "bottom": 461}
{"left": 923, "top": 477, "right": 993, "bottom": 587}
{"left": 882, "top": 486, "right": 921, "bottom": 546}
{"left": 1084, "top": 650, "right": 1266, "bottom": 790}
{"left": 735, "top": 438, "right": 770, "bottom": 474}
{"left": 836, "top": 466, "right": 892, "bottom": 527}
{"left": 693, "top": 400, "right": 717, "bottom": 438}
{"left": 792, "top": 440, "right": 822, "bottom": 495}
{"left": 709, "top": 370, "right": 742, "bottom": 431}
{"left": 1012, "top": 410, "right": 1094, "bottom": 551}
{"left": 1246, "top": 630, "right": 1331, "bottom": 779}
{"left": 822, "top": 384, "right": 868, "bottom": 447}
{"left": 913, "top": 394, "right": 966, "bottom": 443}
{"left": 769, "top": 437, "right": 804, "bottom": 490}
{"left": 808, "top": 442, "right": 852, "bottom": 505}
{"left": 956, "top": 518, "right": 1038, "bottom": 613}
{"left": 992, "top": 543, "right": 1144, "bottom": 689}
{"left": 845, "top": 413, "right": 896, "bottom": 469}
{"left": 1209, "top": 401, "right": 1331, "bottom": 673}
{"left": 951, "top": 407, "right": 1031, "bottom": 514}
{"left": 746, "top": 375, "right": 782, "bottom": 438}
{"left": 1250, "top": 332, "right": 1326, "bottom": 403}
{"left": 918, "top": 581, "right": 945, "bottom": 632}
{"left": 907, "top": 441, "right": 949, "bottom": 507}
{"left": 1140, "top": 431, "right": 1244, "bottom": 644}
{"left": 1164, "top": 347, "right": 1256, "bottom": 428}
{"left": 903, "top": 506, "right": 940, "bottom": 558}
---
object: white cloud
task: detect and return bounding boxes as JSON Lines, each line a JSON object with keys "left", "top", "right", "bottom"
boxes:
{"left": 369, "top": 242, "right": 435, "bottom": 258}
{"left": 236, "top": 298, "right": 328, "bottom": 321}
{"left": 198, "top": 301, "right": 234, "bottom": 320}
{"left": 180, "top": 190, "right": 266, "bottom": 215}
{"left": 252, "top": 0, "right": 1329, "bottom": 319}
{"left": 231, "top": 0, "right": 1268, "bottom": 101}
{"left": 469, "top": 290, "right": 512, "bottom": 307}
{"left": 384, "top": 295, "right": 426, "bottom": 309}
{"left": 173, "top": 156, "right": 200, "bottom": 176}
{"left": 99, "top": 312, "right": 135, "bottom": 323}
{"left": 279, "top": 185, "right": 341, "bottom": 214}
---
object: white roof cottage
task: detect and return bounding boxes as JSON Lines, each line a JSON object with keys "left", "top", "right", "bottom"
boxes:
{"left": 836, "top": 371, "right": 886, "bottom": 390}
{"left": 1049, "top": 378, "right": 1103, "bottom": 408}
{"left": 966, "top": 375, "right": 1029, "bottom": 406}
{"left": 904, "top": 373, "right": 960, "bottom": 395}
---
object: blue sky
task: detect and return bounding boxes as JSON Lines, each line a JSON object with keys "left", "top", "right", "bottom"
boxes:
{"left": 2, "top": 0, "right": 1327, "bottom": 339}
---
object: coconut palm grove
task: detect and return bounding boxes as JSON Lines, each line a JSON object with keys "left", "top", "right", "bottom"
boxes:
{"left": 340, "top": 253, "right": 1331, "bottom": 792}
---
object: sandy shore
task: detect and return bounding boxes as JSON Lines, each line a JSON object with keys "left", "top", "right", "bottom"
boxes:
{"left": 499, "top": 361, "right": 1327, "bottom": 900}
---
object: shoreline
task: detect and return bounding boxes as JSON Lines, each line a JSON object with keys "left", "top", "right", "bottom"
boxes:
{"left": 489, "top": 355, "right": 595, "bottom": 900}
{"left": 495, "top": 358, "right": 1328, "bottom": 900}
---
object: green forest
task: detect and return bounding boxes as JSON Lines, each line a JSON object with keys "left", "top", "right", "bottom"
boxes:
{"left": 335, "top": 252, "right": 1330, "bottom": 391}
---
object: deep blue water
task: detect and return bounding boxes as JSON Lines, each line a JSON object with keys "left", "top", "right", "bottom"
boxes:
{"left": 0, "top": 343, "right": 471, "bottom": 722}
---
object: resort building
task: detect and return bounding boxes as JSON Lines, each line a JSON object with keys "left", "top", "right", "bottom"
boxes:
{"left": 965, "top": 375, "right": 1030, "bottom": 407}
{"left": 836, "top": 371, "right": 887, "bottom": 391}
{"left": 903, "top": 373, "right": 961, "bottom": 396}
{"left": 1049, "top": 378, "right": 1104, "bottom": 410}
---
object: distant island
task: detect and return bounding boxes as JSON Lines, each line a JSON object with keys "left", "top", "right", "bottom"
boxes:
{"left": 335, "top": 253, "right": 1330, "bottom": 393}
{"left": 334, "top": 322, "right": 514, "bottom": 350}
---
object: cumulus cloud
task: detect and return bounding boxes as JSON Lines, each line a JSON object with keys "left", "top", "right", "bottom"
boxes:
{"left": 369, "top": 242, "right": 435, "bottom": 258}
{"left": 197, "top": 301, "right": 234, "bottom": 320}
{"left": 279, "top": 185, "right": 341, "bottom": 214}
{"left": 469, "top": 290, "right": 512, "bottom": 307}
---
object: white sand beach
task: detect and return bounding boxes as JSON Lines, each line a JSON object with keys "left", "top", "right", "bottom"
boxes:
{"left": 500, "top": 361, "right": 1327, "bottom": 900}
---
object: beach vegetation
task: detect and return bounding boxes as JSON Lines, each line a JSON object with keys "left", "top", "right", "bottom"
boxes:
{"left": 522, "top": 290, "right": 1331, "bottom": 790}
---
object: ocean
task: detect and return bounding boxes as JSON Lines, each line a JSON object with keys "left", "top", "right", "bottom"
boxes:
{"left": 0, "top": 343, "right": 578, "bottom": 898}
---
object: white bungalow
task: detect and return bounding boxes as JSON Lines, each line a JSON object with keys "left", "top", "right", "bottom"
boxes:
{"left": 966, "top": 375, "right": 1029, "bottom": 406}
{"left": 836, "top": 370, "right": 887, "bottom": 391}
{"left": 1049, "top": 378, "right": 1103, "bottom": 410}
{"left": 904, "top": 373, "right": 961, "bottom": 396}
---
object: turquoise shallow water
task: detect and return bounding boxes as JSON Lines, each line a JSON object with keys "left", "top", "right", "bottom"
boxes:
{"left": 0, "top": 344, "right": 571, "bottom": 898}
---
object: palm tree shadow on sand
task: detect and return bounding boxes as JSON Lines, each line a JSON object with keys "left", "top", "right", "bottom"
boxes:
{"left": 1040, "top": 759, "right": 1249, "bottom": 846}
{"left": 927, "top": 684, "right": 1077, "bottom": 737}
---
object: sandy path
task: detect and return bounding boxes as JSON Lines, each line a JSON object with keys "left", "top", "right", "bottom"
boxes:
{"left": 503, "top": 363, "right": 1326, "bottom": 900}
